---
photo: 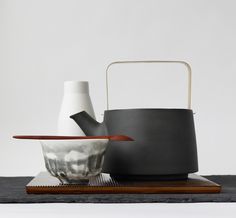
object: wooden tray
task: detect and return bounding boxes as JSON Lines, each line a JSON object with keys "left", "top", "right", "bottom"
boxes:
{"left": 26, "top": 172, "right": 221, "bottom": 194}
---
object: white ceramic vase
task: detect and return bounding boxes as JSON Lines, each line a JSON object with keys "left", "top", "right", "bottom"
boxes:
{"left": 57, "top": 81, "right": 95, "bottom": 136}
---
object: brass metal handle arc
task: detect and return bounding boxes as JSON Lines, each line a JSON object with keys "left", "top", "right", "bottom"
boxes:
{"left": 105, "top": 60, "right": 192, "bottom": 110}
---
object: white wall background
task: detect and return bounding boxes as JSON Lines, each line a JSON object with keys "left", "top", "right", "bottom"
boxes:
{"left": 0, "top": 0, "right": 236, "bottom": 176}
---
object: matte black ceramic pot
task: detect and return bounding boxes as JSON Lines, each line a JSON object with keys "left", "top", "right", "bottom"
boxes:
{"left": 71, "top": 109, "right": 198, "bottom": 180}
{"left": 70, "top": 61, "right": 198, "bottom": 180}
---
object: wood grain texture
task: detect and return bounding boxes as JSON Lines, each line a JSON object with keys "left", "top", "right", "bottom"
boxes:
{"left": 26, "top": 172, "right": 221, "bottom": 194}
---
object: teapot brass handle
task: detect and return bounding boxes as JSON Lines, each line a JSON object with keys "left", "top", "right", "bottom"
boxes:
{"left": 106, "top": 60, "right": 192, "bottom": 110}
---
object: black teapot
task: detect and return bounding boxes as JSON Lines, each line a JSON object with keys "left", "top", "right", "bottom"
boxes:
{"left": 70, "top": 60, "right": 198, "bottom": 180}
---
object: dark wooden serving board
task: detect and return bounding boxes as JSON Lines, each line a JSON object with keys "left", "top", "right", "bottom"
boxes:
{"left": 26, "top": 172, "right": 221, "bottom": 194}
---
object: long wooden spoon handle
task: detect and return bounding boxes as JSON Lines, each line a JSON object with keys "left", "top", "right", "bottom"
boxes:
{"left": 13, "top": 135, "right": 133, "bottom": 141}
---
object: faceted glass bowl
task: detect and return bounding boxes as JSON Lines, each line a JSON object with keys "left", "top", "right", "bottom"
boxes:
{"left": 40, "top": 139, "right": 109, "bottom": 184}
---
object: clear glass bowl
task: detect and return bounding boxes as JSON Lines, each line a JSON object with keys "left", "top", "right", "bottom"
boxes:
{"left": 40, "top": 139, "right": 109, "bottom": 184}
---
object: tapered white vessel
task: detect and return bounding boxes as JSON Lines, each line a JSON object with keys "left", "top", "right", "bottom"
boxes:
{"left": 57, "top": 81, "right": 95, "bottom": 136}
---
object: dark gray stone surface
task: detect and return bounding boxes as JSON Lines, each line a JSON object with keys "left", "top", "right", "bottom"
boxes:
{"left": 0, "top": 175, "right": 236, "bottom": 203}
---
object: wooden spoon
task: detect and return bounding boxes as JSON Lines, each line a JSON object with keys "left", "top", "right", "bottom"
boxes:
{"left": 13, "top": 135, "right": 133, "bottom": 141}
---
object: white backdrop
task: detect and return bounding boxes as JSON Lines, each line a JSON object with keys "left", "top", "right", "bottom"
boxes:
{"left": 0, "top": 0, "right": 236, "bottom": 176}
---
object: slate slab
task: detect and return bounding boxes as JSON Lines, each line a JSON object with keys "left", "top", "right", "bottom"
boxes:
{"left": 0, "top": 175, "right": 235, "bottom": 203}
